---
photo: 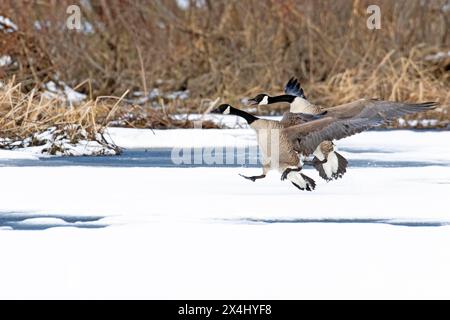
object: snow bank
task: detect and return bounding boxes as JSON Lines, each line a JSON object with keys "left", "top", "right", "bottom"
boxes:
{"left": 0, "top": 164, "right": 449, "bottom": 299}
{"left": 1, "top": 126, "right": 119, "bottom": 157}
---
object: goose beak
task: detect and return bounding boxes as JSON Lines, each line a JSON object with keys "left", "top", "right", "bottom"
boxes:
{"left": 247, "top": 98, "right": 258, "bottom": 106}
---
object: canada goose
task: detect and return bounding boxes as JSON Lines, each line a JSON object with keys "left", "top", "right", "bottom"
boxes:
{"left": 248, "top": 78, "right": 348, "bottom": 181}
{"left": 211, "top": 104, "right": 317, "bottom": 191}
{"left": 247, "top": 77, "right": 321, "bottom": 114}
{"left": 211, "top": 100, "right": 437, "bottom": 191}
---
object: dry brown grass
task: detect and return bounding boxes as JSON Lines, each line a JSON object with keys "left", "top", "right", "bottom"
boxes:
{"left": 0, "top": 79, "right": 211, "bottom": 147}
{"left": 1, "top": 0, "right": 449, "bottom": 126}
{"left": 0, "top": 79, "right": 102, "bottom": 141}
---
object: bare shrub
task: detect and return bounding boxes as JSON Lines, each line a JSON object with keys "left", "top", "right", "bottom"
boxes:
{"left": 0, "top": 0, "right": 449, "bottom": 123}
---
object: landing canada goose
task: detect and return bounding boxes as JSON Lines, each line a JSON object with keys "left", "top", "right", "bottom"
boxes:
{"left": 248, "top": 78, "right": 348, "bottom": 181}
{"left": 211, "top": 100, "right": 437, "bottom": 191}
{"left": 211, "top": 104, "right": 317, "bottom": 191}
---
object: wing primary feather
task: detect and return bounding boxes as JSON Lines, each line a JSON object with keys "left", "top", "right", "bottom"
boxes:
{"left": 284, "top": 77, "right": 307, "bottom": 99}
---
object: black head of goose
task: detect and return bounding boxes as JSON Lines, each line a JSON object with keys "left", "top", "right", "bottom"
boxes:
{"left": 247, "top": 93, "right": 295, "bottom": 106}
{"left": 248, "top": 77, "right": 322, "bottom": 114}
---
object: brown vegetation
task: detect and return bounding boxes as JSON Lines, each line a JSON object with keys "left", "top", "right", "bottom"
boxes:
{"left": 1, "top": 0, "right": 449, "bottom": 127}
{"left": 0, "top": 80, "right": 212, "bottom": 149}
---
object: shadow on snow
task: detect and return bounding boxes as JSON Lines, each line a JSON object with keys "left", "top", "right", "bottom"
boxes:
{"left": 0, "top": 212, "right": 108, "bottom": 231}
{"left": 228, "top": 217, "right": 450, "bottom": 227}
{"left": 0, "top": 148, "right": 448, "bottom": 168}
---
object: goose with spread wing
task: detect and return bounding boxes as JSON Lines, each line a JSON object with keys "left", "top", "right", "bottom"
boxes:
{"left": 211, "top": 100, "right": 437, "bottom": 191}
{"left": 248, "top": 78, "right": 348, "bottom": 181}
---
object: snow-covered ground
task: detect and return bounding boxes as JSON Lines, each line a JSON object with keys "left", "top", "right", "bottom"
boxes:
{"left": 0, "top": 128, "right": 450, "bottom": 299}
{"left": 43, "top": 80, "right": 87, "bottom": 104}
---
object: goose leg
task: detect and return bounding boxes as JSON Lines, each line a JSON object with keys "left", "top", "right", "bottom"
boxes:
{"left": 239, "top": 174, "right": 266, "bottom": 182}
{"left": 281, "top": 167, "right": 301, "bottom": 181}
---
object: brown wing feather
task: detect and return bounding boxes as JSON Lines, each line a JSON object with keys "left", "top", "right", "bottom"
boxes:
{"left": 289, "top": 118, "right": 380, "bottom": 154}
{"left": 326, "top": 99, "right": 438, "bottom": 121}
{"left": 283, "top": 100, "right": 437, "bottom": 155}
{"left": 280, "top": 112, "right": 326, "bottom": 127}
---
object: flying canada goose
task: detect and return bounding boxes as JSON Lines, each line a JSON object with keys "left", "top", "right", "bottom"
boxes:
{"left": 211, "top": 104, "right": 317, "bottom": 191}
{"left": 211, "top": 100, "right": 437, "bottom": 191}
{"left": 248, "top": 78, "right": 347, "bottom": 181}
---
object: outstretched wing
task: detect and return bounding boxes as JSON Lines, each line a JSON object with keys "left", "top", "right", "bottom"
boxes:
{"left": 280, "top": 111, "right": 327, "bottom": 127}
{"left": 284, "top": 101, "right": 438, "bottom": 155}
{"left": 326, "top": 99, "right": 437, "bottom": 121}
{"left": 284, "top": 117, "right": 380, "bottom": 155}
{"left": 284, "top": 77, "right": 307, "bottom": 99}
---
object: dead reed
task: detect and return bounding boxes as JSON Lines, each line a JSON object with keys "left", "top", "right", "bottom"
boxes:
{"left": 0, "top": 79, "right": 211, "bottom": 148}
{"left": 0, "top": 0, "right": 449, "bottom": 126}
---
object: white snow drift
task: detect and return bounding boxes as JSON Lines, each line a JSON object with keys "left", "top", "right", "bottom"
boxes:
{"left": 0, "top": 128, "right": 449, "bottom": 299}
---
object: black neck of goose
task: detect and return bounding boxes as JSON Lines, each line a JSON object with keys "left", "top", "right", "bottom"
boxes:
{"left": 229, "top": 107, "right": 258, "bottom": 125}
{"left": 268, "top": 95, "right": 296, "bottom": 104}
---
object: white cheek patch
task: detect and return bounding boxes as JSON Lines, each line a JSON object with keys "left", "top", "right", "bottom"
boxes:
{"left": 223, "top": 106, "right": 231, "bottom": 114}
{"left": 259, "top": 96, "right": 269, "bottom": 105}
